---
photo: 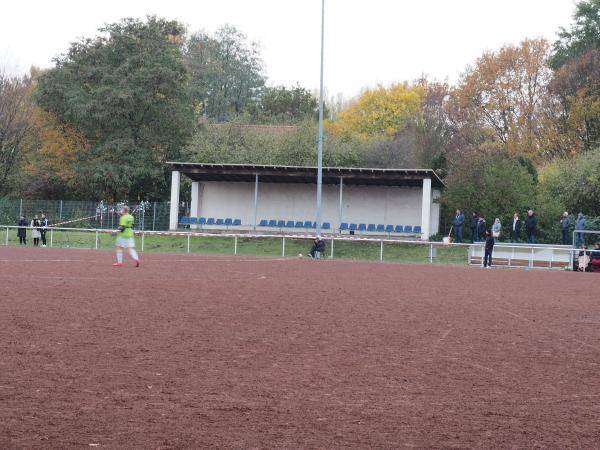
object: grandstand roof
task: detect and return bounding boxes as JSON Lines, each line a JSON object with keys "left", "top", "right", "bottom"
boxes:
{"left": 167, "top": 162, "right": 445, "bottom": 188}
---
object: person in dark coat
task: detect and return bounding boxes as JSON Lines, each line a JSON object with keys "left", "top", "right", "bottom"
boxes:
{"left": 452, "top": 209, "right": 465, "bottom": 243}
{"left": 40, "top": 213, "right": 49, "bottom": 247}
{"left": 309, "top": 236, "right": 326, "bottom": 258}
{"left": 525, "top": 210, "right": 538, "bottom": 244}
{"left": 470, "top": 212, "right": 479, "bottom": 243}
{"left": 559, "top": 212, "right": 571, "bottom": 245}
{"left": 510, "top": 212, "right": 522, "bottom": 242}
{"left": 575, "top": 213, "right": 586, "bottom": 248}
{"left": 17, "top": 216, "right": 27, "bottom": 245}
{"left": 477, "top": 216, "right": 486, "bottom": 242}
{"left": 483, "top": 230, "right": 494, "bottom": 268}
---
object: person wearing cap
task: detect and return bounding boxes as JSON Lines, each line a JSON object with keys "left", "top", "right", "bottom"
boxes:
{"left": 309, "top": 235, "right": 326, "bottom": 259}
{"left": 559, "top": 212, "right": 571, "bottom": 245}
{"left": 113, "top": 205, "right": 140, "bottom": 267}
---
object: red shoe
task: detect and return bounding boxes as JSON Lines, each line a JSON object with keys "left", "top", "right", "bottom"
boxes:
{"left": 134, "top": 260, "right": 140, "bottom": 268}
{"left": 112, "top": 262, "right": 123, "bottom": 267}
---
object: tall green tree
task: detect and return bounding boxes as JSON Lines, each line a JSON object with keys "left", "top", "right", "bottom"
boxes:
{"left": 549, "top": 0, "right": 600, "bottom": 70}
{"left": 186, "top": 25, "right": 265, "bottom": 121}
{"left": 249, "top": 85, "right": 319, "bottom": 124}
{"left": 0, "top": 72, "right": 35, "bottom": 195}
{"left": 549, "top": 1, "right": 600, "bottom": 151}
{"left": 36, "top": 16, "right": 194, "bottom": 200}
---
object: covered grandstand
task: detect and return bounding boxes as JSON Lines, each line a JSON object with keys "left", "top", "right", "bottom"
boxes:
{"left": 167, "top": 163, "right": 444, "bottom": 240}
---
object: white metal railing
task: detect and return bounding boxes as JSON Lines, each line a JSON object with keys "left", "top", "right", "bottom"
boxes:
{"left": 0, "top": 224, "right": 588, "bottom": 269}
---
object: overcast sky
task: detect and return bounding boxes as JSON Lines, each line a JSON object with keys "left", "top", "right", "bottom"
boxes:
{"left": 0, "top": 0, "right": 576, "bottom": 98}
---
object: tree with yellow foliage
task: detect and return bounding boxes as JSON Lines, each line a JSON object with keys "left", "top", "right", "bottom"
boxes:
{"left": 326, "top": 84, "right": 424, "bottom": 141}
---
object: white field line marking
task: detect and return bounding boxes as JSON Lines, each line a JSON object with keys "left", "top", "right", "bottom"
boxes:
{"left": 0, "top": 259, "right": 84, "bottom": 263}
{"left": 0, "top": 257, "right": 292, "bottom": 264}
{"left": 495, "top": 306, "right": 597, "bottom": 351}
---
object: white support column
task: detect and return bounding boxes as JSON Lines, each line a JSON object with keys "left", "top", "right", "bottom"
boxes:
{"left": 420, "top": 178, "right": 432, "bottom": 241}
{"left": 169, "top": 170, "right": 181, "bottom": 231}
{"left": 190, "top": 181, "right": 200, "bottom": 229}
{"left": 253, "top": 174, "right": 259, "bottom": 230}
{"left": 338, "top": 177, "right": 344, "bottom": 230}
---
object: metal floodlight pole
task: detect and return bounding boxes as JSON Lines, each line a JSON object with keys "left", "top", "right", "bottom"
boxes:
{"left": 316, "top": 0, "right": 325, "bottom": 236}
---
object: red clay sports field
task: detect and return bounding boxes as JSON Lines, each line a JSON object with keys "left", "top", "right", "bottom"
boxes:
{"left": 1, "top": 247, "right": 599, "bottom": 448}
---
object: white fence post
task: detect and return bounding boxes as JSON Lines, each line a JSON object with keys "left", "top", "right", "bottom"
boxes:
{"left": 141, "top": 231, "right": 145, "bottom": 252}
{"left": 380, "top": 240, "right": 384, "bottom": 261}
{"left": 187, "top": 234, "right": 190, "bottom": 253}
{"left": 530, "top": 247, "right": 534, "bottom": 268}
{"left": 234, "top": 236, "right": 238, "bottom": 255}
{"left": 95, "top": 231, "right": 99, "bottom": 250}
{"left": 429, "top": 243, "right": 433, "bottom": 263}
{"left": 330, "top": 238, "right": 334, "bottom": 259}
{"left": 282, "top": 237, "right": 286, "bottom": 257}
{"left": 50, "top": 229, "right": 53, "bottom": 248}
{"left": 5, "top": 227, "right": 8, "bottom": 246}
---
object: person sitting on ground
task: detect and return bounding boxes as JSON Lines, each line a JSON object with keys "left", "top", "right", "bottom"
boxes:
{"left": 483, "top": 230, "right": 494, "bottom": 269}
{"left": 577, "top": 244, "right": 591, "bottom": 272}
{"left": 309, "top": 235, "right": 326, "bottom": 258}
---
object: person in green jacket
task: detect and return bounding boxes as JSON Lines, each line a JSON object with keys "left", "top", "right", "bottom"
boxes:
{"left": 113, "top": 205, "right": 140, "bottom": 267}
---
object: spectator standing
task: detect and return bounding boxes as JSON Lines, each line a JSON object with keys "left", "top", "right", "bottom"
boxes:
{"left": 525, "top": 210, "right": 538, "bottom": 244}
{"left": 17, "top": 215, "right": 27, "bottom": 245}
{"left": 452, "top": 209, "right": 465, "bottom": 243}
{"left": 575, "top": 213, "right": 586, "bottom": 248}
{"left": 477, "top": 215, "right": 487, "bottom": 242}
{"left": 40, "top": 213, "right": 49, "bottom": 247}
{"left": 483, "top": 230, "right": 495, "bottom": 268}
{"left": 559, "top": 212, "right": 571, "bottom": 245}
{"left": 31, "top": 215, "right": 41, "bottom": 247}
{"left": 470, "top": 212, "right": 479, "bottom": 243}
{"left": 492, "top": 218, "right": 502, "bottom": 242}
{"left": 510, "top": 213, "right": 521, "bottom": 242}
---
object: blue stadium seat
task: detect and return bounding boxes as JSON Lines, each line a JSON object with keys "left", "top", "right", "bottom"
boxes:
{"left": 277, "top": 220, "right": 285, "bottom": 228}
{"left": 394, "top": 225, "right": 404, "bottom": 233}
{"left": 179, "top": 216, "right": 190, "bottom": 225}
{"left": 268, "top": 219, "right": 277, "bottom": 227}
{"left": 376, "top": 224, "right": 385, "bottom": 232}
{"left": 303, "top": 220, "right": 313, "bottom": 228}
{"left": 233, "top": 219, "right": 242, "bottom": 226}
{"left": 358, "top": 223, "right": 367, "bottom": 231}
{"left": 259, "top": 219, "right": 268, "bottom": 227}
{"left": 413, "top": 226, "right": 422, "bottom": 234}
{"left": 403, "top": 225, "right": 413, "bottom": 233}
{"left": 385, "top": 225, "right": 394, "bottom": 233}
{"left": 286, "top": 220, "right": 295, "bottom": 228}
{"left": 322, "top": 222, "right": 331, "bottom": 230}
{"left": 216, "top": 218, "right": 224, "bottom": 226}
{"left": 199, "top": 217, "right": 207, "bottom": 225}
{"left": 339, "top": 222, "right": 349, "bottom": 231}
{"left": 224, "top": 218, "right": 233, "bottom": 226}
{"left": 367, "top": 224, "right": 376, "bottom": 232}
{"left": 206, "top": 218, "right": 215, "bottom": 225}
{"left": 295, "top": 221, "right": 304, "bottom": 228}
{"left": 189, "top": 217, "right": 198, "bottom": 225}
{"left": 349, "top": 223, "right": 357, "bottom": 231}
